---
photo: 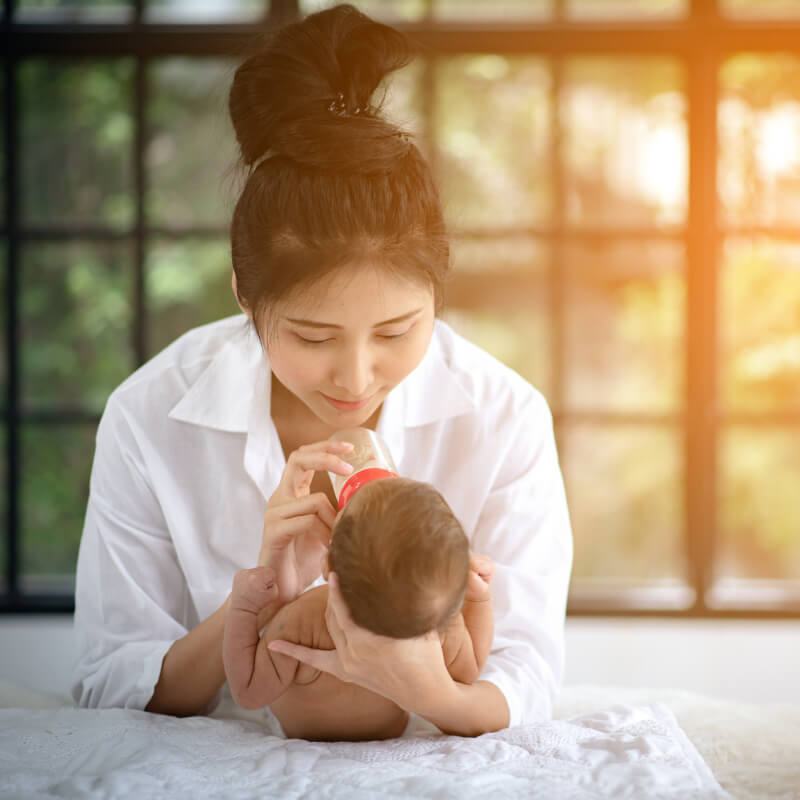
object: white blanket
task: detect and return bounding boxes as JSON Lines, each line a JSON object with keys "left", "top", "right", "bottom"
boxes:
{"left": 0, "top": 700, "right": 728, "bottom": 799}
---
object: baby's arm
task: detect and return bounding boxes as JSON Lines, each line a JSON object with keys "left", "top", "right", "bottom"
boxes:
{"left": 440, "top": 554, "right": 495, "bottom": 685}
{"left": 222, "top": 566, "right": 300, "bottom": 710}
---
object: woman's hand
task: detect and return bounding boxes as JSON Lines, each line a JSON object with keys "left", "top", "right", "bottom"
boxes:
{"left": 267, "top": 572, "right": 454, "bottom": 714}
{"left": 258, "top": 441, "right": 354, "bottom": 605}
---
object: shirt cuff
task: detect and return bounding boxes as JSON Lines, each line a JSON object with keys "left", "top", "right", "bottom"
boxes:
{"left": 126, "top": 640, "right": 174, "bottom": 711}
{"left": 480, "top": 672, "right": 522, "bottom": 729}
{"left": 480, "top": 661, "right": 553, "bottom": 729}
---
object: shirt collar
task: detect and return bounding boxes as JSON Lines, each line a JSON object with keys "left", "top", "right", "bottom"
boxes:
{"left": 167, "top": 323, "right": 265, "bottom": 433}
{"left": 387, "top": 321, "right": 476, "bottom": 428}
{"left": 167, "top": 319, "right": 476, "bottom": 435}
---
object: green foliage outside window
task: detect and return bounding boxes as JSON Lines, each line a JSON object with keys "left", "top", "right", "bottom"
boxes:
{"left": 4, "top": 17, "right": 800, "bottom": 604}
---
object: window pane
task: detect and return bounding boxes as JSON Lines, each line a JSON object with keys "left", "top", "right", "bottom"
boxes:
{"left": 716, "top": 427, "right": 800, "bottom": 589}
{"left": 20, "top": 59, "right": 135, "bottom": 229}
{"left": 148, "top": 58, "right": 239, "bottom": 228}
{"left": 146, "top": 237, "right": 240, "bottom": 357}
{"left": 20, "top": 241, "right": 135, "bottom": 414}
{"left": 719, "top": 55, "right": 800, "bottom": 229}
{"left": 565, "top": 240, "right": 685, "bottom": 412}
{"left": 567, "top": 0, "right": 687, "bottom": 19}
{"left": 146, "top": 0, "right": 265, "bottom": 22}
{"left": 721, "top": 0, "right": 800, "bottom": 18}
{"left": 562, "top": 58, "right": 687, "bottom": 228}
{"left": 380, "top": 60, "right": 427, "bottom": 151}
{"left": 444, "top": 306, "right": 551, "bottom": 401}
{"left": 451, "top": 233, "right": 548, "bottom": 275}
{"left": 15, "top": 0, "right": 131, "bottom": 22}
{"left": 435, "top": 56, "right": 552, "bottom": 231}
{"left": 720, "top": 239, "right": 800, "bottom": 413}
{"left": 300, "top": 0, "right": 424, "bottom": 20}
{"left": 434, "top": 0, "right": 551, "bottom": 20}
{"left": 443, "top": 236, "right": 551, "bottom": 399}
{"left": 562, "top": 423, "right": 686, "bottom": 584}
{"left": 21, "top": 423, "right": 96, "bottom": 595}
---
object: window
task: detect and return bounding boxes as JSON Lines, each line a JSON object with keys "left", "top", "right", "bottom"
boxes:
{"left": 3, "top": 0, "right": 799, "bottom": 615}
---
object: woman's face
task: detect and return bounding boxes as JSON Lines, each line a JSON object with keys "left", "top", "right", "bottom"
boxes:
{"left": 263, "top": 263, "right": 436, "bottom": 428}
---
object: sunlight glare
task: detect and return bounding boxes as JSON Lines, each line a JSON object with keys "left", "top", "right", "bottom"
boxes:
{"left": 757, "top": 104, "right": 800, "bottom": 178}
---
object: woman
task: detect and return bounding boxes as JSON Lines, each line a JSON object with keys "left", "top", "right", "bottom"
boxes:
{"left": 71, "top": 3, "right": 573, "bottom": 737}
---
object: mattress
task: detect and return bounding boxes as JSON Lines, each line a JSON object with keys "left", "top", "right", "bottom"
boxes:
{"left": 1, "top": 680, "right": 798, "bottom": 799}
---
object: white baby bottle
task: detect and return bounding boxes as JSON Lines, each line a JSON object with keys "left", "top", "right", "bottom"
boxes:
{"left": 328, "top": 428, "right": 398, "bottom": 510}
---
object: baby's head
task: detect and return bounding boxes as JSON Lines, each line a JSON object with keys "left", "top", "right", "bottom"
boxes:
{"left": 328, "top": 477, "right": 469, "bottom": 639}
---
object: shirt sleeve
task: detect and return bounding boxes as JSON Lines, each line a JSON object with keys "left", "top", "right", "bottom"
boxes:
{"left": 71, "top": 396, "right": 189, "bottom": 709}
{"left": 469, "top": 390, "right": 573, "bottom": 727}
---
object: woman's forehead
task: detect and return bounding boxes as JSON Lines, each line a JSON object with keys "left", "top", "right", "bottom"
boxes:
{"left": 279, "top": 263, "right": 432, "bottom": 324}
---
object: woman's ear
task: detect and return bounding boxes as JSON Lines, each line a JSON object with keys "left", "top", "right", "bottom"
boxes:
{"left": 231, "top": 270, "right": 252, "bottom": 319}
{"left": 321, "top": 552, "right": 331, "bottom": 581}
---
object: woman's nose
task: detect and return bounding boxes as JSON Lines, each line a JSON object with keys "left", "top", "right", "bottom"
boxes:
{"left": 332, "top": 344, "right": 374, "bottom": 397}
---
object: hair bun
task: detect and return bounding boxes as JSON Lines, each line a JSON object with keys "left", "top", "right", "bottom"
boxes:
{"left": 229, "top": 3, "right": 414, "bottom": 174}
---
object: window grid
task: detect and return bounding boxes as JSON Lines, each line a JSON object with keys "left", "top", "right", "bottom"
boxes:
{"left": 3, "top": 0, "right": 800, "bottom": 615}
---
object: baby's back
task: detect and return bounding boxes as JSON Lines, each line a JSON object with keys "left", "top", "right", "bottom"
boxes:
{"left": 265, "top": 585, "right": 409, "bottom": 741}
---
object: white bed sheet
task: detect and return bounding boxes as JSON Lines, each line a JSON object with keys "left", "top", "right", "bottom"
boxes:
{"left": 0, "top": 682, "right": 731, "bottom": 800}
{"left": 560, "top": 685, "right": 800, "bottom": 800}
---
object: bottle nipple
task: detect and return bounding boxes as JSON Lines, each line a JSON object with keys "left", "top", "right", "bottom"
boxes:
{"left": 328, "top": 428, "right": 398, "bottom": 510}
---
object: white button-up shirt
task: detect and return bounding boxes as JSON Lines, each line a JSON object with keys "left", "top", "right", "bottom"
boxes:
{"left": 72, "top": 315, "right": 573, "bottom": 728}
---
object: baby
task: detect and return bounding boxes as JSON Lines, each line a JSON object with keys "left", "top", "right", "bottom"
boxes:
{"left": 223, "top": 477, "right": 495, "bottom": 741}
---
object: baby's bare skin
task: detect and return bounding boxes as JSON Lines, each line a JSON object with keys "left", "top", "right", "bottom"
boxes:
{"left": 223, "top": 555, "right": 495, "bottom": 741}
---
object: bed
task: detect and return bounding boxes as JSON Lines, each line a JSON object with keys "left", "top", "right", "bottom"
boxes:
{"left": 2, "top": 680, "right": 798, "bottom": 799}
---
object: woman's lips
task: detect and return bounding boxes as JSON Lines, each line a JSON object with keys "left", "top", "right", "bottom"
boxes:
{"left": 322, "top": 393, "right": 373, "bottom": 411}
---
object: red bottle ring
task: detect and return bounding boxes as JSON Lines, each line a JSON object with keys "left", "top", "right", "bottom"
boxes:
{"left": 338, "top": 468, "right": 398, "bottom": 510}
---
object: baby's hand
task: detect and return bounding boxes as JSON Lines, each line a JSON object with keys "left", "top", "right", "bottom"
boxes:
{"left": 230, "top": 566, "right": 279, "bottom": 615}
{"left": 464, "top": 553, "right": 495, "bottom": 603}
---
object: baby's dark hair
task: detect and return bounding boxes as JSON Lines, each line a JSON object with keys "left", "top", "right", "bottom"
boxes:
{"left": 328, "top": 478, "right": 470, "bottom": 639}
{"left": 228, "top": 4, "right": 450, "bottom": 337}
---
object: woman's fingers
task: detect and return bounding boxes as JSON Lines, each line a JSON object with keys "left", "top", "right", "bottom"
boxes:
{"left": 267, "top": 492, "right": 338, "bottom": 530}
{"left": 267, "top": 640, "right": 343, "bottom": 680}
{"left": 260, "top": 513, "right": 332, "bottom": 564}
{"left": 324, "top": 572, "right": 354, "bottom": 649}
{"left": 278, "top": 441, "right": 354, "bottom": 498}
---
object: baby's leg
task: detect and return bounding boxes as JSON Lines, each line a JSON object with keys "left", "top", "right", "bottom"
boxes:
{"left": 223, "top": 566, "right": 298, "bottom": 709}
{"left": 263, "top": 585, "right": 409, "bottom": 741}
{"left": 271, "top": 671, "right": 409, "bottom": 742}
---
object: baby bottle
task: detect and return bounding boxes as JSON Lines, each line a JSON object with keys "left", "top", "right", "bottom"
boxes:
{"left": 328, "top": 428, "right": 398, "bottom": 510}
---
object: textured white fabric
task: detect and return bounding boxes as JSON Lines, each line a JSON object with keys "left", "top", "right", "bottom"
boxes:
{"left": 558, "top": 685, "right": 800, "bottom": 800}
{"left": 0, "top": 702, "right": 728, "bottom": 800}
{"left": 71, "top": 315, "right": 573, "bottom": 726}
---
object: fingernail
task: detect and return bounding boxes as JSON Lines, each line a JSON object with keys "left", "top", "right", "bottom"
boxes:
{"left": 333, "top": 440, "right": 354, "bottom": 450}
{"left": 339, "top": 460, "right": 353, "bottom": 473}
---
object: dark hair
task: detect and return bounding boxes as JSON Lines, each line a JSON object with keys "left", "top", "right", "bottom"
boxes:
{"left": 228, "top": 4, "right": 450, "bottom": 333}
{"left": 329, "top": 477, "right": 470, "bottom": 639}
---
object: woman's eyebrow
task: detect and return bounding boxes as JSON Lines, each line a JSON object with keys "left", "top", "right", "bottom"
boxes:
{"left": 285, "top": 308, "right": 424, "bottom": 329}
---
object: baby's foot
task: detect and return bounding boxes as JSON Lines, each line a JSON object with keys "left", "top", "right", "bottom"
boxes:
{"left": 230, "top": 566, "right": 279, "bottom": 615}
{"left": 465, "top": 553, "right": 495, "bottom": 603}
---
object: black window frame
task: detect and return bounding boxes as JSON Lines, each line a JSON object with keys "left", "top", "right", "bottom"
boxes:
{"left": 3, "top": 0, "right": 800, "bottom": 616}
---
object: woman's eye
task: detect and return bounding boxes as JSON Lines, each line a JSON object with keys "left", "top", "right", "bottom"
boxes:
{"left": 297, "top": 335, "right": 331, "bottom": 345}
{"left": 378, "top": 329, "right": 410, "bottom": 340}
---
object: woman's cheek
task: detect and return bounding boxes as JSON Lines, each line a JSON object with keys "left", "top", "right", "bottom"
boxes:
{"left": 270, "top": 342, "right": 317, "bottom": 388}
